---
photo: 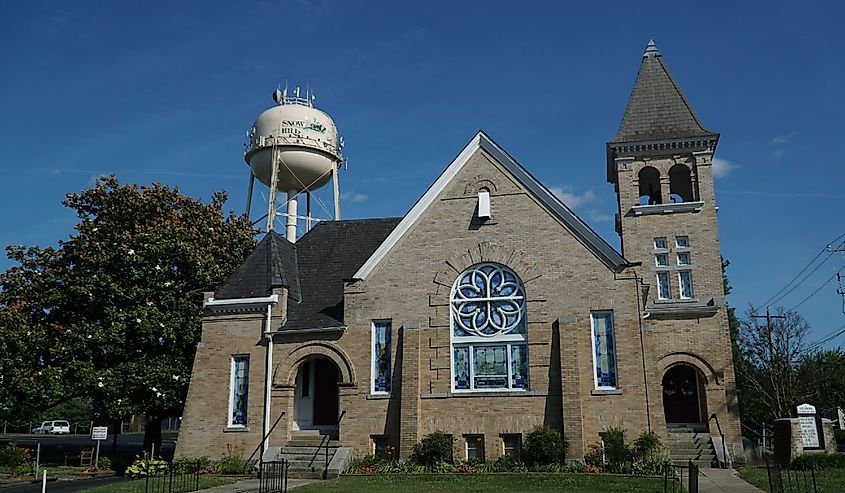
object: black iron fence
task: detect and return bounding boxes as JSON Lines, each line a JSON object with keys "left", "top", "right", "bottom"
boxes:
{"left": 765, "top": 459, "right": 818, "bottom": 493}
{"left": 259, "top": 460, "right": 289, "bottom": 493}
{"left": 663, "top": 461, "right": 699, "bottom": 493}
{"left": 143, "top": 461, "right": 203, "bottom": 493}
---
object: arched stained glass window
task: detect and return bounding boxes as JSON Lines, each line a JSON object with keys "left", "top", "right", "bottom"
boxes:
{"left": 451, "top": 263, "right": 528, "bottom": 391}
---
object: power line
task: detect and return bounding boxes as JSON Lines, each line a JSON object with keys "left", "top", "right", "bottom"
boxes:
{"left": 788, "top": 266, "right": 845, "bottom": 312}
{"left": 753, "top": 232, "right": 845, "bottom": 311}
{"left": 806, "top": 323, "right": 845, "bottom": 352}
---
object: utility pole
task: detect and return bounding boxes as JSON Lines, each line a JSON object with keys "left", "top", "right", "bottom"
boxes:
{"left": 752, "top": 307, "right": 788, "bottom": 416}
{"left": 828, "top": 243, "right": 845, "bottom": 315}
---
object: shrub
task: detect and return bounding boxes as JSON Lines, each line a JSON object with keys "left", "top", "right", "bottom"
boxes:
{"left": 601, "top": 427, "right": 631, "bottom": 463}
{"left": 125, "top": 459, "right": 168, "bottom": 478}
{"left": 478, "top": 455, "right": 528, "bottom": 473}
{"left": 0, "top": 444, "right": 31, "bottom": 477}
{"left": 632, "top": 431, "right": 662, "bottom": 461}
{"left": 97, "top": 456, "right": 113, "bottom": 470}
{"left": 214, "top": 454, "right": 249, "bottom": 475}
{"left": 792, "top": 453, "right": 845, "bottom": 470}
{"left": 584, "top": 443, "right": 604, "bottom": 467}
{"left": 523, "top": 426, "right": 567, "bottom": 466}
{"left": 172, "top": 456, "right": 211, "bottom": 474}
{"left": 411, "top": 431, "right": 454, "bottom": 466}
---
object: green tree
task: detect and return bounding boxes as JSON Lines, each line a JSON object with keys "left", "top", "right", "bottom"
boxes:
{"left": 0, "top": 176, "right": 255, "bottom": 451}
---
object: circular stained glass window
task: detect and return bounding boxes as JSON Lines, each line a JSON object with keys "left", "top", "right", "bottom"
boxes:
{"left": 451, "top": 263, "right": 526, "bottom": 337}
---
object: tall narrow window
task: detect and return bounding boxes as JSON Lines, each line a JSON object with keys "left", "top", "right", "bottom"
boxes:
{"left": 451, "top": 263, "right": 528, "bottom": 391}
{"left": 591, "top": 311, "right": 618, "bottom": 389}
{"left": 229, "top": 355, "right": 249, "bottom": 427}
{"left": 657, "top": 272, "right": 670, "bottom": 300}
{"left": 679, "top": 271, "right": 694, "bottom": 299}
{"left": 372, "top": 320, "right": 392, "bottom": 394}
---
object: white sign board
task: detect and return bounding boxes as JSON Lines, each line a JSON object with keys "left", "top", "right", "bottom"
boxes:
{"left": 838, "top": 407, "right": 844, "bottom": 430}
{"left": 796, "top": 403, "right": 820, "bottom": 449}
{"left": 797, "top": 403, "right": 816, "bottom": 414}
{"left": 91, "top": 426, "right": 108, "bottom": 440}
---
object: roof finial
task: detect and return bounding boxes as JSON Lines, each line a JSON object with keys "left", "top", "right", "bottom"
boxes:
{"left": 644, "top": 39, "right": 660, "bottom": 58}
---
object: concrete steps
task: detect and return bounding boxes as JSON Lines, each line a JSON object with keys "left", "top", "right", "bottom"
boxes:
{"left": 667, "top": 430, "right": 717, "bottom": 468}
{"left": 263, "top": 431, "right": 351, "bottom": 480}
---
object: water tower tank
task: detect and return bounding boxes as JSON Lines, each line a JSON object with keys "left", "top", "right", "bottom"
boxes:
{"left": 244, "top": 89, "right": 342, "bottom": 193}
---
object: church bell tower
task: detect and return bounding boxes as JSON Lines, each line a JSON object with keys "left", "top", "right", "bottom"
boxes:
{"left": 608, "top": 40, "right": 725, "bottom": 314}
{"left": 607, "top": 41, "right": 742, "bottom": 450}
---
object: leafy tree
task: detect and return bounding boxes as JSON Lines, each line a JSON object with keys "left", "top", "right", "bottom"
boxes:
{"left": 0, "top": 176, "right": 255, "bottom": 451}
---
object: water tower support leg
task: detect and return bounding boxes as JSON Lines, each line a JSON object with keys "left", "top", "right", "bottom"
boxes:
{"left": 246, "top": 172, "right": 256, "bottom": 217}
{"left": 306, "top": 192, "right": 312, "bottom": 232}
{"left": 332, "top": 163, "right": 341, "bottom": 220}
{"left": 286, "top": 190, "right": 298, "bottom": 242}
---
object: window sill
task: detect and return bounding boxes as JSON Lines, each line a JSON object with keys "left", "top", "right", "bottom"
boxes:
{"left": 591, "top": 389, "right": 623, "bottom": 396}
{"left": 632, "top": 201, "right": 704, "bottom": 216}
{"left": 422, "top": 390, "right": 547, "bottom": 399}
{"left": 224, "top": 426, "right": 250, "bottom": 433}
{"left": 366, "top": 393, "right": 392, "bottom": 400}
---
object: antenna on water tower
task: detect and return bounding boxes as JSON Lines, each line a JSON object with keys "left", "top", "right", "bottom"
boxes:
{"left": 244, "top": 86, "right": 345, "bottom": 241}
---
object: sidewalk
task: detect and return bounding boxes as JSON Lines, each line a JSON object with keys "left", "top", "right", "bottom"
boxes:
{"left": 697, "top": 468, "right": 764, "bottom": 492}
{"left": 201, "top": 478, "right": 318, "bottom": 493}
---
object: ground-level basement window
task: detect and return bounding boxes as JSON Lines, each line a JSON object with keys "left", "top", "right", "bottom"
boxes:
{"left": 228, "top": 355, "right": 249, "bottom": 427}
{"left": 465, "top": 435, "right": 484, "bottom": 461}
{"left": 501, "top": 434, "right": 522, "bottom": 457}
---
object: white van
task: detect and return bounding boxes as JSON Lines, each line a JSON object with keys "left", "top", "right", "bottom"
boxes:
{"left": 31, "top": 420, "right": 71, "bottom": 434}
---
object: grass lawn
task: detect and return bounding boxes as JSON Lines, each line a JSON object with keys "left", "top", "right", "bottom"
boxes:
{"left": 738, "top": 466, "right": 845, "bottom": 492}
{"left": 291, "top": 474, "right": 669, "bottom": 492}
{"left": 80, "top": 474, "right": 245, "bottom": 492}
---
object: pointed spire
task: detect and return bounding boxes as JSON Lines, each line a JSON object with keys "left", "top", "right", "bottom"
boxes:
{"left": 643, "top": 39, "right": 660, "bottom": 58}
{"left": 610, "top": 40, "right": 717, "bottom": 144}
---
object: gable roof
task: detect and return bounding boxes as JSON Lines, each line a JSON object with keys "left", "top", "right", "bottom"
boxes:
{"left": 283, "top": 218, "right": 401, "bottom": 330}
{"left": 611, "top": 41, "right": 718, "bottom": 144}
{"left": 352, "top": 131, "right": 630, "bottom": 281}
{"left": 214, "top": 230, "right": 300, "bottom": 301}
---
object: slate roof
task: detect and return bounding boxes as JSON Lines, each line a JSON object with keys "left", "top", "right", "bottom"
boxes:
{"left": 283, "top": 218, "right": 401, "bottom": 330}
{"left": 214, "top": 231, "right": 300, "bottom": 301}
{"left": 610, "top": 41, "right": 718, "bottom": 144}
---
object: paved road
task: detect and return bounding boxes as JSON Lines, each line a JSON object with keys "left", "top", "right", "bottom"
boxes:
{"left": 0, "top": 476, "right": 127, "bottom": 493}
{"left": 0, "top": 432, "right": 178, "bottom": 457}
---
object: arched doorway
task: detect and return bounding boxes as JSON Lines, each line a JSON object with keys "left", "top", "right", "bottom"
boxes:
{"left": 662, "top": 364, "right": 706, "bottom": 426}
{"left": 293, "top": 356, "right": 340, "bottom": 432}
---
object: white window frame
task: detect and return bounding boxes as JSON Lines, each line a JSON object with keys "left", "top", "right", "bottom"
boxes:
{"left": 501, "top": 434, "right": 522, "bottom": 457}
{"left": 450, "top": 263, "right": 528, "bottom": 393}
{"left": 656, "top": 272, "right": 671, "bottom": 300}
{"left": 678, "top": 270, "right": 694, "bottom": 299}
{"left": 654, "top": 237, "right": 668, "bottom": 250}
{"left": 677, "top": 252, "right": 691, "bottom": 266}
{"left": 590, "top": 311, "right": 619, "bottom": 390}
{"left": 371, "top": 319, "right": 392, "bottom": 395}
{"left": 655, "top": 253, "right": 669, "bottom": 266}
{"left": 675, "top": 236, "right": 690, "bottom": 248}
{"left": 228, "top": 354, "right": 250, "bottom": 428}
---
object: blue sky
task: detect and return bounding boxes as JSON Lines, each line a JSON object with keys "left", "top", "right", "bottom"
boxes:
{"left": 2, "top": 1, "right": 844, "bottom": 346}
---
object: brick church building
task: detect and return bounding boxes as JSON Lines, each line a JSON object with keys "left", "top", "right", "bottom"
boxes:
{"left": 176, "top": 41, "right": 742, "bottom": 466}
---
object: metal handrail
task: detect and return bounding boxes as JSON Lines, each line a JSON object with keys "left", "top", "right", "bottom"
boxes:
{"left": 306, "top": 410, "right": 345, "bottom": 480}
{"left": 245, "top": 412, "right": 286, "bottom": 473}
{"left": 708, "top": 413, "right": 729, "bottom": 469}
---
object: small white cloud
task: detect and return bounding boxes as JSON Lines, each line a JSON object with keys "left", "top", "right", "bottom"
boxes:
{"left": 586, "top": 210, "right": 614, "bottom": 222}
{"left": 772, "top": 149, "right": 785, "bottom": 158}
{"left": 550, "top": 185, "right": 595, "bottom": 209}
{"left": 51, "top": 168, "right": 62, "bottom": 176}
{"left": 341, "top": 192, "right": 368, "bottom": 203}
{"left": 711, "top": 158, "right": 736, "bottom": 179}
{"left": 771, "top": 132, "right": 795, "bottom": 145}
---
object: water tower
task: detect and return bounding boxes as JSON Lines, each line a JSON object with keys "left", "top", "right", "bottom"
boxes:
{"left": 244, "top": 87, "right": 344, "bottom": 241}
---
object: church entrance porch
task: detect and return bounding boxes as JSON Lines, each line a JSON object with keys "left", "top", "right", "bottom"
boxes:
{"left": 662, "top": 364, "right": 707, "bottom": 431}
{"left": 292, "top": 356, "right": 340, "bottom": 434}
